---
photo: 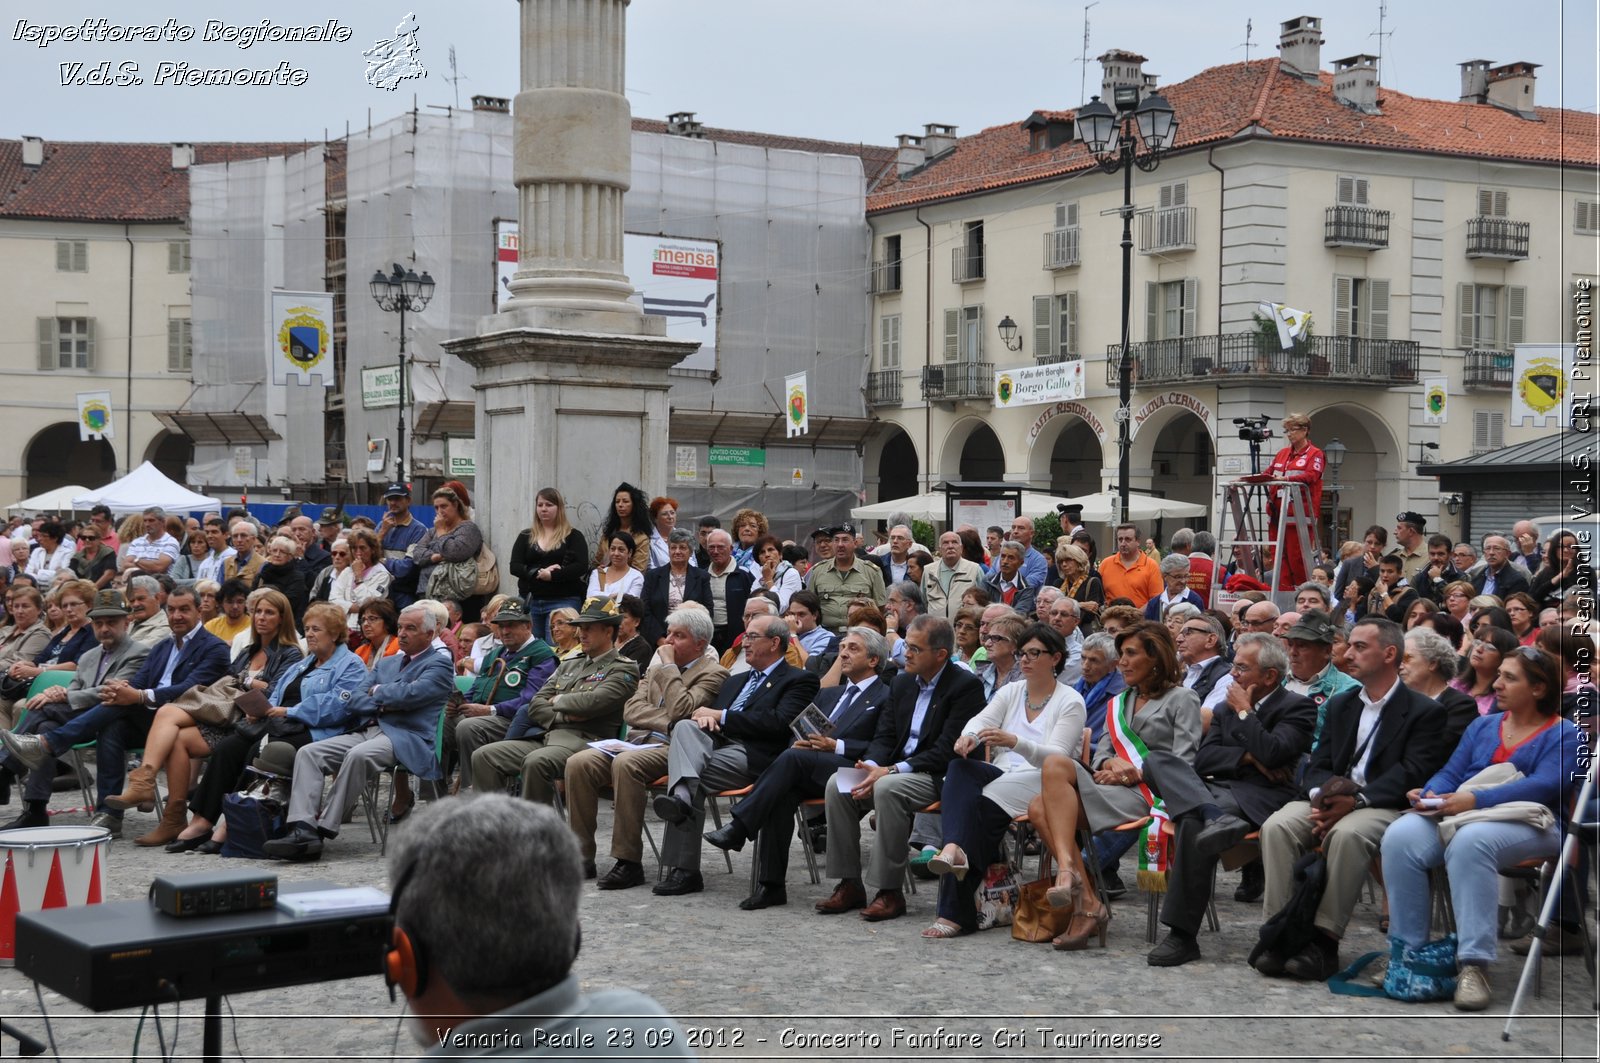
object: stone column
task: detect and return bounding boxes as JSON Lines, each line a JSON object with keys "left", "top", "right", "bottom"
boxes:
{"left": 442, "top": 0, "right": 697, "bottom": 578}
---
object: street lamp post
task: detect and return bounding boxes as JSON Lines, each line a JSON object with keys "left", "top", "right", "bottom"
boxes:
{"left": 1324, "top": 437, "right": 1348, "bottom": 546}
{"left": 368, "top": 263, "right": 436, "bottom": 485}
{"left": 1075, "top": 87, "right": 1178, "bottom": 526}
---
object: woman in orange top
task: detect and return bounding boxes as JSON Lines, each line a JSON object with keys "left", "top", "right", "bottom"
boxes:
{"left": 353, "top": 599, "right": 403, "bottom": 664}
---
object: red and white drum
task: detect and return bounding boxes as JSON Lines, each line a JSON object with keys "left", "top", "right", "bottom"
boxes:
{"left": 0, "top": 825, "right": 110, "bottom": 965}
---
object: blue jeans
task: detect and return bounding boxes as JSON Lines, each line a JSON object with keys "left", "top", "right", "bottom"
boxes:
{"left": 526, "top": 596, "right": 580, "bottom": 642}
{"left": 1094, "top": 826, "right": 1139, "bottom": 875}
{"left": 12, "top": 702, "right": 149, "bottom": 812}
{"left": 1382, "top": 810, "right": 1561, "bottom": 964}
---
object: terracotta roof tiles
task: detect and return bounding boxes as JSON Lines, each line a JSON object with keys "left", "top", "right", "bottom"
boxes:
{"left": 869, "top": 58, "right": 1598, "bottom": 213}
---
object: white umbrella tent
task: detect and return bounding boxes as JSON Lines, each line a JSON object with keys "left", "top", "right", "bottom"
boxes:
{"left": 71, "top": 462, "right": 222, "bottom": 514}
{"left": 6, "top": 485, "right": 93, "bottom": 513}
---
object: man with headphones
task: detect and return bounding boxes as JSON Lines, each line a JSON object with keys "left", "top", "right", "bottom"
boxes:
{"left": 385, "top": 794, "right": 691, "bottom": 1056}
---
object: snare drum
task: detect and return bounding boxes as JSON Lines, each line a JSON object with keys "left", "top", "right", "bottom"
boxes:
{"left": 0, "top": 825, "right": 110, "bottom": 965}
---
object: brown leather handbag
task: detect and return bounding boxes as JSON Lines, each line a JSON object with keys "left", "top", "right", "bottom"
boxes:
{"left": 1011, "top": 878, "right": 1074, "bottom": 943}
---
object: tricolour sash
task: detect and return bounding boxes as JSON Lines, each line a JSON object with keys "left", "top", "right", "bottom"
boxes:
{"left": 1104, "top": 690, "right": 1170, "bottom": 891}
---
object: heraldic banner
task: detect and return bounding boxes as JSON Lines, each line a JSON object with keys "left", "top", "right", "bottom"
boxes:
{"left": 1510, "top": 344, "right": 1572, "bottom": 427}
{"left": 1422, "top": 377, "right": 1449, "bottom": 425}
{"left": 76, "top": 391, "right": 115, "bottom": 441}
{"left": 270, "top": 291, "right": 336, "bottom": 386}
{"left": 785, "top": 372, "right": 809, "bottom": 438}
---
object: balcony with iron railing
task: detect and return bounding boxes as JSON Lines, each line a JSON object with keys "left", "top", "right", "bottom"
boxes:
{"left": 923, "top": 361, "right": 994, "bottom": 403}
{"left": 1104, "top": 333, "right": 1420, "bottom": 388}
{"left": 1138, "top": 206, "right": 1196, "bottom": 254}
{"left": 866, "top": 369, "right": 902, "bottom": 406}
{"left": 951, "top": 244, "right": 985, "bottom": 283}
{"left": 870, "top": 259, "right": 902, "bottom": 294}
{"left": 1463, "top": 349, "right": 1513, "bottom": 389}
{"left": 1466, "top": 217, "right": 1530, "bottom": 259}
{"left": 1035, "top": 351, "right": 1077, "bottom": 366}
{"left": 1042, "top": 227, "right": 1080, "bottom": 270}
{"left": 1324, "top": 206, "right": 1391, "bottom": 249}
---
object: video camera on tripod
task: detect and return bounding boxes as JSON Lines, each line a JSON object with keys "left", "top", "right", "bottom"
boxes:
{"left": 1233, "top": 415, "right": 1273, "bottom": 474}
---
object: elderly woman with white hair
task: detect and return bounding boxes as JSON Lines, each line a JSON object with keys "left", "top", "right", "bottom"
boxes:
{"left": 1056, "top": 542, "right": 1102, "bottom": 623}
{"left": 1144, "top": 553, "right": 1204, "bottom": 621}
{"left": 1401, "top": 626, "right": 1480, "bottom": 745}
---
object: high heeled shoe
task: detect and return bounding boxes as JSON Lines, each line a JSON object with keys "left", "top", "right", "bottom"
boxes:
{"left": 927, "top": 844, "right": 970, "bottom": 881}
{"left": 1052, "top": 904, "right": 1111, "bottom": 951}
{"left": 165, "top": 828, "right": 213, "bottom": 854}
{"left": 1045, "top": 868, "right": 1083, "bottom": 910}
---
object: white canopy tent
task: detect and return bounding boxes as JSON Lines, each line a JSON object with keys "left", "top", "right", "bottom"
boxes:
{"left": 851, "top": 491, "right": 1069, "bottom": 524}
{"left": 852, "top": 489, "right": 1208, "bottom": 526}
{"left": 1055, "top": 490, "right": 1209, "bottom": 524}
{"left": 71, "top": 462, "right": 223, "bottom": 515}
{"left": 6, "top": 485, "right": 93, "bottom": 513}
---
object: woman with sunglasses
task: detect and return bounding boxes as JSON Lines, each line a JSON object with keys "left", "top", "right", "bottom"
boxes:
{"left": 1450, "top": 626, "right": 1518, "bottom": 716}
{"left": 1381, "top": 646, "right": 1581, "bottom": 1010}
{"left": 974, "top": 616, "right": 1025, "bottom": 700}
{"left": 923, "top": 624, "right": 1085, "bottom": 938}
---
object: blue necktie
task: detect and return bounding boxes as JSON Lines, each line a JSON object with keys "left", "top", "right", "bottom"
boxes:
{"left": 828, "top": 684, "right": 859, "bottom": 724}
{"left": 728, "top": 669, "right": 764, "bottom": 714}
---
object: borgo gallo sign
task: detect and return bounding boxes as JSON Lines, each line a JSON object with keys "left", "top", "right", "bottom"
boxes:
{"left": 993, "top": 360, "right": 1085, "bottom": 409}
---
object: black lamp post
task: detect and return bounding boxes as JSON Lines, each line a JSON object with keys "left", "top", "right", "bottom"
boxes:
{"left": 1324, "top": 437, "right": 1347, "bottom": 543}
{"left": 997, "top": 315, "right": 1023, "bottom": 352}
{"left": 368, "top": 263, "right": 435, "bottom": 484}
{"left": 1075, "top": 87, "right": 1178, "bottom": 525}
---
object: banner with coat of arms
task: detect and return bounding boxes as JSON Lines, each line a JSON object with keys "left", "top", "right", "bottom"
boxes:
{"left": 1510, "top": 344, "right": 1572, "bottom": 427}
{"left": 76, "top": 391, "right": 114, "bottom": 441}
{"left": 785, "top": 372, "right": 808, "bottom": 438}
{"left": 270, "top": 291, "right": 335, "bottom": 386}
{"left": 993, "top": 360, "right": 1085, "bottom": 409}
{"left": 1422, "top": 377, "right": 1448, "bottom": 425}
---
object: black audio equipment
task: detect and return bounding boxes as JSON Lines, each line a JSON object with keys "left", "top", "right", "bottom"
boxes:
{"left": 150, "top": 869, "right": 279, "bottom": 917}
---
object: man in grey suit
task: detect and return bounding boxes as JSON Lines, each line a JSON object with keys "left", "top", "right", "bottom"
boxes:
{"left": 265, "top": 603, "right": 453, "bottom": 861}
{"left": 0, "top": 589, "right": 150, "bottom": 828}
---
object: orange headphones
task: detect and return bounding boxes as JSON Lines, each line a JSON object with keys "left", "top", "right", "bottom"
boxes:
{"left": 383, "top": 861, "right": 427, "bottom": 1003}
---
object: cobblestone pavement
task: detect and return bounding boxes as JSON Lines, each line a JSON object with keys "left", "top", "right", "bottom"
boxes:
{"left": 1, "top": 785, "right": 1593, "bottom": 1061}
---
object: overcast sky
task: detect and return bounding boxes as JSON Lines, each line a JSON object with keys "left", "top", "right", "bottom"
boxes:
{"left": 4, "top": 1, "right": 1596, "bottom": 146}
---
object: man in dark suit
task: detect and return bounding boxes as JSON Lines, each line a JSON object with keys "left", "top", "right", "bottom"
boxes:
{"left": 1142, "top": 633, "right": 1316, "bottom": 966}
{"left": 0, "top": 589, "right": 152, "bottom": 830}
{"left": 639, "top": 529, "right": 713, "bottom": 645}
{"left": 265, "top": 603, "right": 454, "bottom": 862}
{"left": 703, "top": 626, "right": 892, "bottom": 909}
{"left": 1255, "top": 616, "right": 1448, "bottom": 980}
{"left": 651, "top": 613, "right": 819, "bottom": 896}
{"left": 816, "top": 615, "right": 985, "bottom": 922}
{"left": 88, "top": 587, "right": 230, "bottom": 843}
{"left": 1472, "top": 534, "right": 1532, "bottom": 599}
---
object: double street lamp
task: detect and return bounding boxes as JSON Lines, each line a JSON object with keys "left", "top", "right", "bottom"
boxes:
{"left": 368, "top": 263, "right": 436, "bottom": 484}
{"left": 1075, "top": 86, "right": 1178, "bottom": 525}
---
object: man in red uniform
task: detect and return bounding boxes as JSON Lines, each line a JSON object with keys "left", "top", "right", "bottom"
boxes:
{"left": 1250, "top": 412, "right": 1323, "bottom": 589}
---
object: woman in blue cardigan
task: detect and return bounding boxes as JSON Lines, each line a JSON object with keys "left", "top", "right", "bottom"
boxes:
{"left": 1380, "top": 646, "right": 1584, "bottom": 1011}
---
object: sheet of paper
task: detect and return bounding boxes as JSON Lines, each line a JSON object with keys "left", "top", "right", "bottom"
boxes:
{"left": 585, "top": 738, "right": 666, "bottom": 758}
{"left": 833, "top": 766, "right": 870, "bottom": 793}
{"left": 275, "top": 886, "right": 391, "bottom": 916}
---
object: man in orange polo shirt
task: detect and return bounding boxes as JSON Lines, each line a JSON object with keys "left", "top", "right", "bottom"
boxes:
{"left": 1099, "top": 523, "right": 1163, "bottom": 608}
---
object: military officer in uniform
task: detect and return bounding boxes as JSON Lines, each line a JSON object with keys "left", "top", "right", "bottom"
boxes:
{"left": 450, "top": 600, "right": 558, "bottom": 789}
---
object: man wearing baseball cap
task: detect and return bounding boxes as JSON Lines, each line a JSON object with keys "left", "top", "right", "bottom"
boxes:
{"left": 805, "top": 524, "right": 885, "bottom": 633}
{"left": 1281, "top": 610, "right": 1360, "bottom": 750}
{"left": 1391, "top": 512, "right": 1429, "bottom": 584}
{"left": 377, "top": 483, "right": 429, "bottom": 607}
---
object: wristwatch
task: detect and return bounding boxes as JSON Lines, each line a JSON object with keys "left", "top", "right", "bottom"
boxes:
{"left": 1352, "top": 792, "right": 1369, "bottom": 810}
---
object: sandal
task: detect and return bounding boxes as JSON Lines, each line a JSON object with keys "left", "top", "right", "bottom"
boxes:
{"left": 920, "top": 920, "right": 968, "bottom": 939}
{"left": 1046, "top": 869, "right": 1083, "bottom": 910}
{"left": 927, "top": 844, "right": 969, "bottom": 881}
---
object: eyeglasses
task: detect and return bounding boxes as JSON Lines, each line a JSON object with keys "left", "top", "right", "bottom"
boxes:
{"left": 1178, "top": 626, "right": 1213, "bottom": 638}
{"left": 982, "top": 634, "right": 1012, "bottom": 645}
{"left": 1018, "top": 648, "right": 1053, "bottom": 660}
{"left": 79, "top": 536, "right": 99, "bottom": 542}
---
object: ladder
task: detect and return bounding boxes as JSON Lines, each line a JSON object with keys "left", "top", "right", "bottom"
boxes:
{"left": 1212, "top": 478, "right": 1319, "bottom": 606}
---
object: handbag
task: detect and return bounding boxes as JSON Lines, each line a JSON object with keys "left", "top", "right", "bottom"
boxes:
{"left": 166, "top": 675, "right": 249, "bottom": 726}
{"left": 474, "top": 543, "right": 500, "bottom": 596}
{"left": 219, "top": 770, "right": 288, "bottom": 859}
{"left": 1011, "top": 878, "right": 1075, "bottom": 943}
{"left": 1329, "top": 935, "right": 1459, "bottom": 1002}
{"left": 973, "top": 862, "right": 1020, "bottom": 930}
{"left": 428, "top": 559, "right": 479, "bottom": 601}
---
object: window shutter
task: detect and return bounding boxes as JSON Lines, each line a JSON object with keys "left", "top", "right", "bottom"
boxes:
{"left": 1456, "top": 282, "right": 1476, "bottom": 348}
{"left": 1367, "top": 279, "right": 1390, "bottom": 341}
{"left": 1054, "top": 204, "right": 1067, "bottom": 229}
{"left": 168, "top": 318, "right": 193, "bottom": 371}
{"left": 1061, "top": 291, "right": 1079, "bottom": 357}
{"left": 1160, "top": 181, "right": 1187, "bottom": 208}
{"left": 1181, "top": 277, "right": 1198, "bottom": 338}
{"left": 943, "top": 308, "right": 960, "bottom": 361}
{"left": 1578, "top": 201, "right": 1600, "bottom": 233}
{"left": 1336, "top": 176, "right": 1369, "bottom": 206}
{"left": 972, "top": 305, "right": 984, "bottom": 359}
{"left": 168, "top": 240, "right": 191, "bottom": 272}
{"left": 73, "top": 241, "right": 87, "bottom": 272}
{"left": 1033, "top": 295, "right": 1053, "bottom": 357}
{"left": 82, "top": 318, "right": 96, "bottom": 371}
{"left": 36, "top": 318, "right": 55, "bottom": 370}
{"left": 1473, "top": 410, "right": 1505, "bottom": 452}
{"left": 1145, "top": 281, "right": 1159, "bottom": 341}
{"left": 1477, "top": 189, "right": 1508, "bottom": 217}
{"left": 56, "top": 242, "right": 70, "bottom": 272}
{"left": 1333, "top": 276, "right": 1354, "bottom": 337}
{"left": 1506, "top": 285, "right": 1526, "bottom": 346}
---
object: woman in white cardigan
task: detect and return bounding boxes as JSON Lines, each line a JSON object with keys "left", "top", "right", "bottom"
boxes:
{"left": 923, "top": 622, "right": 1086, "bottom": 937}
{"left": 329, "top": 528, "right": 392, "bottom": 631}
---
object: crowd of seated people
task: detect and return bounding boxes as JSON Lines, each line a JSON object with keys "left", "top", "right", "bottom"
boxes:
{"left": 0, "top": 494, "right": 1590, "bottom": 1014}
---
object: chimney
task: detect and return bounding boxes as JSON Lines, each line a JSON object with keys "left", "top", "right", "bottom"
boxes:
{"left": 1331, "top": 54, "right": 1380, "bottom": 114}
{"left": 471, "top": 94, "right": 510, "bottom": 113}
{"left": 171, "top": 143, "right": 194, "bottom": 169}
{"left": 666, "top": 111, "right": 705, "bottom": 138}
{"left": 1099, "top": 49, "right": 1149, "bottom": 105}
{"left": 20, "top": 136, "right": 44, "bottom": 167}
{"left": 1458, "top": 60, "right": 1493, "bottom": 103}
{"left": 1277, "top": 16, "right": 1324, "bottom": 81}
{"left": 922, "top": 123, "right": 957, "bottom": 158}
{"left": 1485, "top": 61, "right": 1539, "bottom": 115}
{"left": 896, "top": 134, "right": 925, "bottom": 175}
